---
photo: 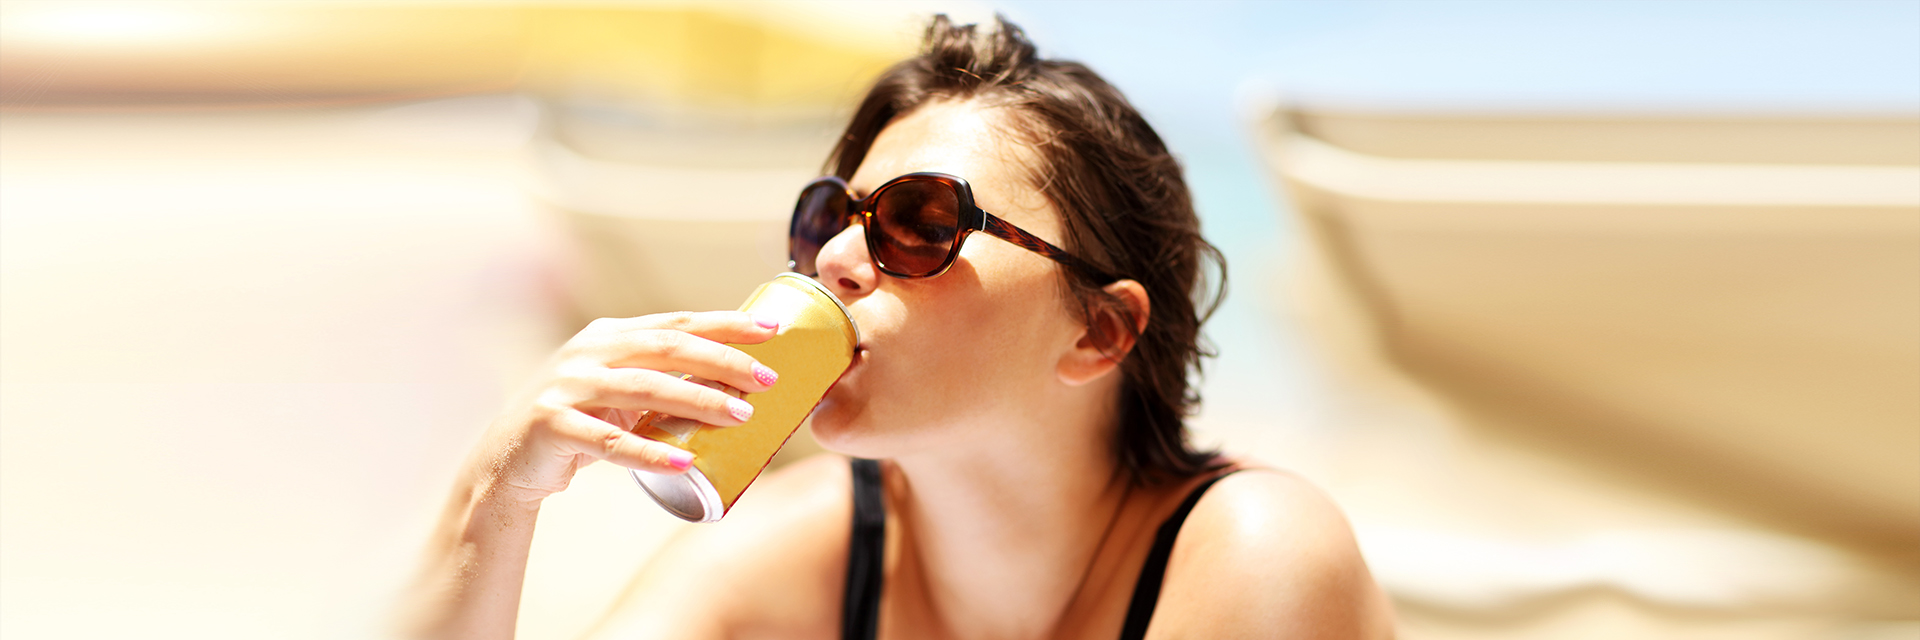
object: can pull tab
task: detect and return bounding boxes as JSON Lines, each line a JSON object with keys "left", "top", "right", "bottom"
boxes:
{"left": 627, "top": 374, "right": 746, "bottom": 445}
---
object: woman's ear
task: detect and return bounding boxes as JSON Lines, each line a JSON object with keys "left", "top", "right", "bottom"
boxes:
{"left": 1058, "top": 279, "right": 1150, "bottom": 387}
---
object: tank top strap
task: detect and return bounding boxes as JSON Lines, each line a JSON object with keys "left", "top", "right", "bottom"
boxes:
{"left": 842, "top": 458, "right": 886, "bottom": 640}
{"left": 1116, "top": 467, "right": 1245, "bottom": 640}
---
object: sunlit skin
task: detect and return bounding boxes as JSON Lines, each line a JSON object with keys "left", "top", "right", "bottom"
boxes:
{"left": 402, "top": 98, "right": 1393, "bottom": 640}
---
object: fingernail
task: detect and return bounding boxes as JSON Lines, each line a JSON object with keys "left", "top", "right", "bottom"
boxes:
{"left": 753, "top": 314, "right": 780, "bottom": 329}
{"left": 752, "top": 363, "right": 778, "bottom": 387}
{"left": 668, "top": 450, "right": 694, "bottom": 470}
{"left": 728, "top": 398, "right": 755, "bottom": 422}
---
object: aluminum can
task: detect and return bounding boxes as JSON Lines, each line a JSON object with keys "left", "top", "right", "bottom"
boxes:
{"left": 629, "top": 273, "right": 859, "bottom": 522}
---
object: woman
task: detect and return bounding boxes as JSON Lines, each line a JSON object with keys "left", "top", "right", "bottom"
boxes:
{"left": 406, "top": 15, "right": 1394, "bottom": 640}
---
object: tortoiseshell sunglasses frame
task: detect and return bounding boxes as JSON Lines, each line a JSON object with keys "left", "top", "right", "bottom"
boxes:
{"left": 788, "top": 172, "right": 1117, "bottom": 283}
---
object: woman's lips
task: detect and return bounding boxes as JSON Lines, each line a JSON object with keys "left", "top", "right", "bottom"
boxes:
{"left": 836, "top": 344, "right": 868, "bottom": 384}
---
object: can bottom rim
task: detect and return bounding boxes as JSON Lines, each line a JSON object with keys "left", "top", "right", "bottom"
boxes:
{"left": 631, "top": 466, "right": 723, "bottom": 523}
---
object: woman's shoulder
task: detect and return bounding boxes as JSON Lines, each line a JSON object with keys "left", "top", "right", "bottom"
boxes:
{"left": 588, "top": 453, "right": 855, "bottom": 639}
{"left": 1151, "top": 459, "right": 1397, "bottom": 638}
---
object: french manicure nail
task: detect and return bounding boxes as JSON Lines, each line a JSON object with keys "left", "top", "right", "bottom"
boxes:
{"left": 753, "top": 363, "right": 778, "bottom": 387}
{"left": 668, "top": 450, "right": 694, "bottom": 470}
{"left": 753, "top": 314, "right": 780, "bottom": 329}
{"left": 728, "top": 398, "right": 755, "bottom": 422}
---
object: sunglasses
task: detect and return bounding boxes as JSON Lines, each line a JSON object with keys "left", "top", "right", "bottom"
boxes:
{"left": 788, "top": 172, "right": 1115, "bottom": 282}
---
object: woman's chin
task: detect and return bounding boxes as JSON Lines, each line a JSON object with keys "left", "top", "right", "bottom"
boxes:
{"left": 806, "top": 401, "right": 896, "bottom": 460}
{"left": 808, "top": 349, "right": 867, "bottom": 451}
{"left": 806, "top": 403, "right": 859, "bottom": 453}
{"left": 807, "top": 348, "right": 911, "bottom": 459}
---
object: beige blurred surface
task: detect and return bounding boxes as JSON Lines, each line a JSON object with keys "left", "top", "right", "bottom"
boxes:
{"left": 0, "top": 2, "right": 918, "bottom": 638}
{"left": 0, "top": 104, "right": 572, "bottom": 637}
{"left": 0, "top": 87, "right": 833, "bottom": 640}
{"left": 1250, "top": 101, "right": 1920, "bottom": 638}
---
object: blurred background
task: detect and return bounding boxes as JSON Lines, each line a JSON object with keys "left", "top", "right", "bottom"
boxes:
{"left": 1, "top": 1, "right": 1916, "bottom": 638}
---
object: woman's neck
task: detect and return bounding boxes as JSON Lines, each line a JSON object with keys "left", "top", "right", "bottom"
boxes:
{"left": 884, "top": 384, "right": 1132, "bottom": 639}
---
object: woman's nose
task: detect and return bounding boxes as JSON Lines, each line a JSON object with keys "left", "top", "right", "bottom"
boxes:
{"left": 815, "top": 222, "right": 878, "bottom": 300}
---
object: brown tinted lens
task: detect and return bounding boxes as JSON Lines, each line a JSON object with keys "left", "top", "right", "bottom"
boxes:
{"left": 870, "top": 179, "right": 961, "bottom": 276}
{"left": 790, "top": 181, "right": 851, "bottom": 275}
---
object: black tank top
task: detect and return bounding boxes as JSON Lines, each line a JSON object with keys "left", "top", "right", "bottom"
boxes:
{"left": 840, "top": 458, "right": 1239, "bottom": 640}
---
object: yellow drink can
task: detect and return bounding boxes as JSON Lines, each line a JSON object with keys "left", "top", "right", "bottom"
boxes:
{"left": 629, "top": 273, "right": 858, "bottom": 522}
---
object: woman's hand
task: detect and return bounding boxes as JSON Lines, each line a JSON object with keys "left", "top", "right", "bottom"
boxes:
{"left": 401, "top": 310, "right": 778, "bottom": 640}
{"left": 478, "top": 310, "right": 781, "bottom": 503}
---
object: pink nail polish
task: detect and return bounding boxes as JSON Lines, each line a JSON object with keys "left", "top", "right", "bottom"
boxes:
{"left": 753, "top": 363, "right": 778, "bottom": 387}
{"left": 668, "top": 450, "right": 694, "bottom": 470}
{"left": 753, "top": 314, "right": 780, "bottom": 329}
{"left": 728, "top": 398, "right": 754, "bottom": 422}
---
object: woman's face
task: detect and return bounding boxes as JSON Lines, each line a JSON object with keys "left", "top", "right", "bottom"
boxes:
{"left": 808, "top": 99, "right": 1089, "bottom": 458}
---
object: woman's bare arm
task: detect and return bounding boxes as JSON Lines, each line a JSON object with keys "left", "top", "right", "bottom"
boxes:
{"left": 399, "top": 462, "right": 545, "bottom": 639}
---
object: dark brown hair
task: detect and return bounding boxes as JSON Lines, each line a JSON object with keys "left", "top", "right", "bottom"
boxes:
{"left": 827, "top": 14, "right": 1227, "bottom": 486}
